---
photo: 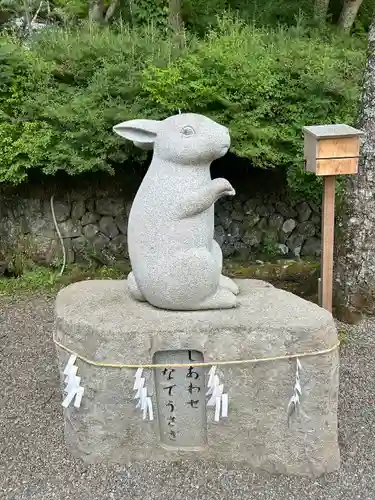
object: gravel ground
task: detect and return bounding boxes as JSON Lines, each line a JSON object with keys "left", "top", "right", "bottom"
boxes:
{"left": 1, "top": 294, "right": 375, "bottom": 500}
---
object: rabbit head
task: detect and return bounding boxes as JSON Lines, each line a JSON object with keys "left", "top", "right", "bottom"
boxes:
{"left": 113, "top": 113, "right": 230, "bottom": 165}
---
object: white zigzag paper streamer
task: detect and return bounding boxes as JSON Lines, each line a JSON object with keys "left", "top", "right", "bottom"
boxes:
{"left": 206, "top": 366, "right": 229, "bottom": 422}
{"left": 133, "top": 368, "right": 153, "bottom": 421}
{"left": 287, "top": 358, "right": 302, "bottom": 424}
{"left": 62, "top": 354, "right": 84, "bottom": 409}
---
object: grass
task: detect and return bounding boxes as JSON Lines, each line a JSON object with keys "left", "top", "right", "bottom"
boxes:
{"left": 337, "top": 325, "right": 348, "bottom": 345}
{"left": 0, "top": 258, "right": 319, "bottom": 301}
{"left": 223, "top": 258, "right": 320, "bottom": 303}
{"left": 0, "top": 263, "right": 129, "bottom": 297}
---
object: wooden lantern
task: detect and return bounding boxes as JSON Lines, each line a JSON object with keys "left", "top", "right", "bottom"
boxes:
{"left": 301, "top": 123, "right": 363, "bottom": 314}
{"left": 303, "top": 124, "right": 363, "bottom": 176}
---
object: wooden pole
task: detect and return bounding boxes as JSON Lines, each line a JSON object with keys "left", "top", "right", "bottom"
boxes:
{"left": 320, "top": 175, "right": 336, "bottom": 312}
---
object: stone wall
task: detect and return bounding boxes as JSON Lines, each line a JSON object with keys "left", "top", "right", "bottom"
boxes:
{"left": 215, "top": 195, "right": 321, "bottom": 259}
{"left": 0, "top": 190, "right": 321, "bottom": 267}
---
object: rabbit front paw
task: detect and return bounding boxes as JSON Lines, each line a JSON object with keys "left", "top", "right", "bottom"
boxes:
{"left": 212, "top": 178, "right": 236, "bottom": 200}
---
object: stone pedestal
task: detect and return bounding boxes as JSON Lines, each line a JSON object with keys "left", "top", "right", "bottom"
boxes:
{"left": 54, "top": 279, "right": 340, "bottom": 477}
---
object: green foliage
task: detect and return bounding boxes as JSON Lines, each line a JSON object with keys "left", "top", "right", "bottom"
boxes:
{"left": 182, "top": 0, "right": 229, "bottom": 34}
{"left": 0, "top": 23, "right": 188, "bottom": 183}
{"left": 228, "top": 0, "right": 314, "bottom": 28}
{"left": 0, "top": 235, "right": 37, "bottom": 276}
{"left": 142, "top": 17, "right": 365, "bottom": 200}
{"left": 0, "top": 263, "right": 127, "bottom": 295}
{"left": 0, "top": 258, "right": 318, "bottom": 298}
{"left": 261, "top": 236, "right": 282, "bottom": 261}
{"left": 0, "top": 266, "right": 58, "bottom": 295}
{"left": 0, "top": 36, "right": 54, "bottom": 183}
{"left": 53, "top": 0, "right": 89, "bottom": 23}
{"left": 0, "top": 16, "right": 366, "bottom": 200}
{"left": 130, "top": 0, "right": 169, "bottom": 30}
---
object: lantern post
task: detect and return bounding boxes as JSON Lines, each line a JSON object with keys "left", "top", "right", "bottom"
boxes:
{"left": 302, "top": 124, "right": 363, "bottom": 313}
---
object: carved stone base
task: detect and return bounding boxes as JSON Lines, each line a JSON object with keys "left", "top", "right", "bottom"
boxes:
{"left": 54, "top": 279, "right": 340, "bottom": 477}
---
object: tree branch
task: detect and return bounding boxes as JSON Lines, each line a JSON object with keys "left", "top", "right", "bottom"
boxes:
{"left": 89, "top": 0, "right": 104, "bottom": 22}
{"left": 337, "top": 0, "right": 364, "bottom": 32}
{"left": 313, "top": 0, "right": 330, "bottom": 24}
{"left": 31, "top": 0, "right": 43, "bottom": 24}
{"left": 104, "top": 0, "right": 118, "bottom": 22}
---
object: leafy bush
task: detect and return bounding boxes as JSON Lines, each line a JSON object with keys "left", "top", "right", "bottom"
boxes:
{"left": 0, "top": 37, "right": 54, "bottom": 183}
{"left": 0, "top": 17, "right": 366, "bottom": 201}
{"left": 142, "top": 18, "right": 365, "bottom": 199}
{"left": 0, "top": 23, "right": 189, "bottom": 183}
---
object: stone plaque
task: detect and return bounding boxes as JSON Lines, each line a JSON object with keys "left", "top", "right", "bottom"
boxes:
{"left": 153, "top": 350, "right": 207, "bottom": 450}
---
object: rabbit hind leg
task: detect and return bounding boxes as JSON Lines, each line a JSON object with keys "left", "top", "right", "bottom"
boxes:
{"left": 167, "top": 247, "right": 237, "bottom": 310}
{"left": 127, "top": 271, "right": 146, "bottom": 302}
{"left": 146, "top": 248, "right": 222, "bottom": 310}
{"left": 191, "top": 286, "right": 238, "bottom": 310}
{"left": 211, "top": 239, "right": 239, "bottom": 295}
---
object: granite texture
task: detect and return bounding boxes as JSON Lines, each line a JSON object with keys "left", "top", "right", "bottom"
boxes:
{"left": 113, "top": 113, "right": 239, "bottom": 310}
{"left": 54, "top": 278, "right": 340, "bottom": 477}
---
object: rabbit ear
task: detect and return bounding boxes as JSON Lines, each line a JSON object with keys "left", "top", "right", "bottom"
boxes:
{"left": 133, "top": 141, "right": 154, "bottom": 151}
{"left": 113, "top": 119, "right": 160, "bottom": 145}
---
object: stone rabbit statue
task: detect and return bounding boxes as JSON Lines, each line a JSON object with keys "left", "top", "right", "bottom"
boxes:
{"left": 113, "top": 113, "right": 239, "bottom": 310}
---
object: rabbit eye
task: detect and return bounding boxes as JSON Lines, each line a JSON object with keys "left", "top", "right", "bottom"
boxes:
{"left": 181, "top": 126, "right": 195, "bottom": 137}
